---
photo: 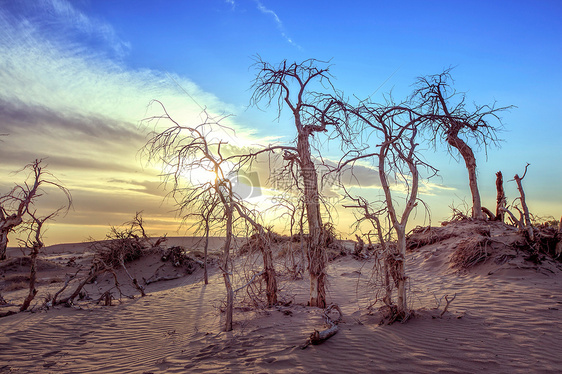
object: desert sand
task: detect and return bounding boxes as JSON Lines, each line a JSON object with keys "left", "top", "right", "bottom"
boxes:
{"left": 1, "top": 221, "right": 561, "bottom": 373}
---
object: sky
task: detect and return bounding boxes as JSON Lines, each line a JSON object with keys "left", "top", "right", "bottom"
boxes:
{"left": 0, "top": 0, "right": 561, "bottom": 245}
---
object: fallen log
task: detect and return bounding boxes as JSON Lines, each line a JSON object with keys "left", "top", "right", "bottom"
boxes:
{"left": 301, "top": 303, "right": 343, "bottom": 349}
{"left": 309, "top": 323, "right": 338, "bottom": 345}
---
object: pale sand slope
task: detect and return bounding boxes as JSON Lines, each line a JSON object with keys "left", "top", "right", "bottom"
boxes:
{"left": 0, "top": 233, "right": 561, "bottom": 373}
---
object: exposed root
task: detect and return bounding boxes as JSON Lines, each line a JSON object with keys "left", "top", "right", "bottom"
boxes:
{"left": 407, "top": 226, "right": 456, "bottom": 251}
{"left": 451, "top": 236, "right": 491, "bottom": 269}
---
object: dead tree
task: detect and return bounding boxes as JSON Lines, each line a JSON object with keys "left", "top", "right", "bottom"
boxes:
{"left": 142, "top": 102, "right": 278, "bottom": 331}
{"left": 337, "top": 100, "right": 434, "bottom": 321}
{"left": 343, "top": 194, "right": 393, "bottom": 307}
{"left": 514, "top": 163, "right": 534, "bottom": 240}
{"left": 201, "top": 200, "right": 218, "bottom": 285}
{"left": 0, "top": 160, "right": 71, "bottom": 261}
{"left": 412, "top": 69, "right": 513, "bottom": 219}
{"left": 495, "top": 171, "right": 506, "bottom": 222}
{"left": 270, "top": 195, "right": 307, "bottom": 279}
{"left": 19, "top": 209, "right": 63, "bottom": 311}
{"left": 250, "top": 57, "right": 350, "bottom": 308}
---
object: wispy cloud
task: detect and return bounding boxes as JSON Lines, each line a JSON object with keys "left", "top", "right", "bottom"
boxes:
{"left": 253, "top": 0, "right": 300, "bottom": 48}
{"left": 2, "top": 0, "right": 130, "bottom": 59}
{"left": 225, "top": 0, "right": 236, "bottom": 10}
{"left": 0, "top": 1, "right": 262, "bottom": 242}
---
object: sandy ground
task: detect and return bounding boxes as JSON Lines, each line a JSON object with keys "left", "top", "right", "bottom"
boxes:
{"left": 1, "top": 224, "right": 561, "bottom": 373}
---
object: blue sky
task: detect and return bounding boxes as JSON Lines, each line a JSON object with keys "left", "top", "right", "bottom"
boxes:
{"left": 0, "top": 0, "right": 560, "bottom": 243}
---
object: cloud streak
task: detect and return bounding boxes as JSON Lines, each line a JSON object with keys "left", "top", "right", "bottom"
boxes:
{"left": 0, "top": 1, "right": 260, "bottom": 242}
{"left": 253, "top": 0, "right": 300, "bottom": 48}
{"left": 3, "top": 0, "right": 130, "bottom": 59}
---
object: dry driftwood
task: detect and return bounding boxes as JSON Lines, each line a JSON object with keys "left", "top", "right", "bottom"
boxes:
{"left": 120, "top": 259, "right": 145, "bottom": 297}
{"left": 51, "top": 270, "right": 80, "bottom": 305}
{"left": 143, "top": 274, "right": 183, "bottom": 285}
{"left": 439, "top": 293, "right": 457, "bottom": 318}
{"left": 55, "top": 266, "right": 104, "bottom": 306}
{"left": 301, "top": 304, "right": 343, "bottom": 349}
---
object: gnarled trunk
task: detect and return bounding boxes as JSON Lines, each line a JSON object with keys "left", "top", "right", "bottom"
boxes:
{"left": 447, "top": 133, "right": 484, "bottom": 219}
{"left": 495, "top": 171, "right": 506, "bottom": 222}
{"left": 261, "top": 242, "right": 278, "bottom": 306}
{"left": 298, "top": 131, "right": 326, "bottom": 308}
{"left": 514, "top": 172, "right": 533, "bottom": 241}
{"left": 394, "top": 226, "right": 408, "bottom": 317}
{"left": 222, "top": 202, "right": 234, "bottom": 331}
{"left": 20, "top": 245, "right": 39, "bottom": 311}
{"left": 203, "top": 221, "right": 209, "bottom": 285}
{"left": 0, "top": 215, "right": 24, "bottom": 261}
{"left": 0, "top": 230, "right": 8, "bottom": 261}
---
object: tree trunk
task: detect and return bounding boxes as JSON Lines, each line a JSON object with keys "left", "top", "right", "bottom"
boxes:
{"left": 514, "top": 173, "right": 534, "bottom": 241}
{"left": 0, "top": 215, "right": 24, "bottom": 261}
{"left": 298, "top": 131, "right": 326, "bottom": 308}
{"left": 394, "top": 226, "right": 408, "bottom": 317}
{"left": 261, "top": 239, "right": 278, "bottom": 306}
{"left": 0, "top": 230, "right": 8, "bottom": 261}
{"left": 495, "top": 171, "right": 506, "bottom": 222}
{"left": 447, "top": 134, "right": 484, "bottom": 220}
{"left": 20, "top": 245, "right": 39, "bottom": 311}
{"left": 203, "top": 220, "right": 209, "bottom": 285}
{"left": 222, "top": 203, "right": 234, "bottom": 331}
{"left": 373, "top": 215, "right": 392, "bottom": 306}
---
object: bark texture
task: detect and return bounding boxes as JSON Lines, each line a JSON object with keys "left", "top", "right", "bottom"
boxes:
{"left": 495, "top": 171, "right": 506, "bottom": 222}
{"left": 446, "top": 133, "right": 484, "bottom": 219}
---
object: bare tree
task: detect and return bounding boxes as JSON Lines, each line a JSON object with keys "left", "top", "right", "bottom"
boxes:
{"left": 250, "top": 57, "right": 349, "bottom": 308}
{"left": 342, "top": 194, "right": 394, "bottom": 307}
{"left": 412, "top": 69, "right": 513, "bottom": 219}
{"left": 513, "top": 163, "right": 534, "bottom": 240}
{"left": 0, "top": 159, "right": 72, "bottom": 261}
{"left": 142, "top": 102, "right": 277, "bottom": 331}
{"left": 19, "top": 209, "right": 62, "bottom": 311}
{"left": 336, "top": 99, "right": 434, "bottom": 321}
{"left": 270, "top": 194, "right": 307, "bottom": 278}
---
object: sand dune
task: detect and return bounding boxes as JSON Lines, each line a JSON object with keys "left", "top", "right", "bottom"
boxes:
{"left": 1, "top": 227, "right": 561, "bottom": 373}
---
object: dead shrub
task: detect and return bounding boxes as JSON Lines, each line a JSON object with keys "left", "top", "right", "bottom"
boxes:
{"left": 0, "top": 257, "right": 61, "bottom": 272}
{"left": 90, "top": 227, "right": 149, "bottom": 269}
{"left": 323, "top": 223, "right": 347, "bottom": 261}
{"left": 276, "top": 242, "right": 306, "bottom": 280}
{"left": 239, "top": 231, "right": 289, "bottom": 256}
{"left": 3, "top": 280, "right": 28, "bottom": 292}
{"left": 407, "top": 226, "right": 456, "bottom": 251}
{"left": 451, "top": 236, "right": 491, "bottom": 269}
{"left": 161, "top": 246, "right": 202, "bottom": 274}
{"left": 533, "top": 225, "right": 562, "bottom": 261}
